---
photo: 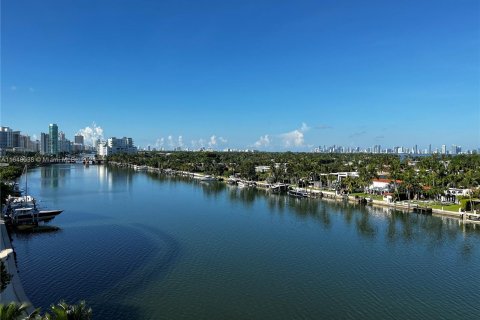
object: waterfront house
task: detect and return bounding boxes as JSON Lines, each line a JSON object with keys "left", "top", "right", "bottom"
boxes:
{"left": 367, "top": 179, "right": 402, "bottom": 194}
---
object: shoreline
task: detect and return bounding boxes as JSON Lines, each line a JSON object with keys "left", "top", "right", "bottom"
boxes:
{"left": 0, "top": 219, "right": 33, "bottom": 312}
{"left": 108, "top": 162, "right": 480, "bottom": 225}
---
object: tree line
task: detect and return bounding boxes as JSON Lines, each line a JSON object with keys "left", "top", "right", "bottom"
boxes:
{"left": 108, "top": 151, "right": 480, "bottom": 199}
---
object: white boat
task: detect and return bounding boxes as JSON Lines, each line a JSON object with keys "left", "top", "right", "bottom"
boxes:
{"left": 199, "top": 175, "right": 216, "bottom": 182}
{"left": 237, "top": 181, "right": 256, "bottom": 188}
{"left": 5, "top": 195, "right": 36, "bottom": 206}
{"left": 8, "top": 207, "right": 63, "bottom": 230}
{"left": 227, "top": 177, "right": 239, "bottom": 185}
{"left": 288, "top": 188, "right": 309, "bottom": 198}
{"left": 3, "top": 165, "right": 64, "bottom": 228}
{"left": 269, "top": 183, "right": 289, "bottom": 193}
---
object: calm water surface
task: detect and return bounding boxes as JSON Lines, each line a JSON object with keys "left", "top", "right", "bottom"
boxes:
{"left": 11, "top": 164, "right": 480, "bottom": 319}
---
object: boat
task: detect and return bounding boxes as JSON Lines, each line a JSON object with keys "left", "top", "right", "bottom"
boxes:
{"left": 227, "top": 176, "right": 239, "bottom": 185}
{"left": 237, "top": 181, "right": 256, "bottom": 188}
{"left": 4, "top": 182, "right": 21, "bottom": 194}
{"left": 269, "top": 183, "right": 289, "bottom": 193}
{"left": 199, "top": 175, "right": 217, "bottom": 182}
{"left": 3, "top": 165, "right": 64, "bottom": 228}
{"left": 4, "top": 195, "right": 36, "bottom": 207}
{"left": 288, "top": 188, "right": 309, "bottom": 198}
{"left": 7, "top": 207, "right": 64, "bottom": 229}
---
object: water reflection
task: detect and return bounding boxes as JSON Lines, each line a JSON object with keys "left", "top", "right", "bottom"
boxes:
{"left": 86, "top": 168, "right": 480, "bottom": 254}
{"left": 197, "top": 178, "right": 479, "bottom": 246}
{"left": 227, "top": 186, "right": 257, "bottom": 205}
{"left": 17, "top": 166, "right": 480, "bottom": 319}
{"left": 198, "top": 181, "right": 226, "bottom": 198}
{"left": 40, "top": 165, "right": 70, "bottom": 189}
{"left": 12, "top": 226, "right": 62, "bottom": 243}
{"left": 97, "top": 165, "right": 133, "bottom": 191}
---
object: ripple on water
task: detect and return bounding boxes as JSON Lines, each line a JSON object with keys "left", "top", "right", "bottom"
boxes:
{"left": 12, "top": 223, "right": 180, "bottom": 319}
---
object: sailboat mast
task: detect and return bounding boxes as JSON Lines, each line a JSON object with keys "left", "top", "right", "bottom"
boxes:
{"left": 23, "top": 165, "right": 28, "bottom": 201}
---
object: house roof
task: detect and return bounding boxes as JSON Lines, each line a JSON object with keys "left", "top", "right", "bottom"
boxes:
{"left": 372, "top": 178, "right": 402, "bottom": 184}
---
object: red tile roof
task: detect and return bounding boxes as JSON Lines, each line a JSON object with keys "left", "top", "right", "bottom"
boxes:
{"left": 372, "top": 179, "right": 403, "bottom": 184}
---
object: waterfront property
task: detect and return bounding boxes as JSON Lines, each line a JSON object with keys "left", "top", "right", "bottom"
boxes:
{"left": 6, "top": 164, "right": 480, "bottom": 319}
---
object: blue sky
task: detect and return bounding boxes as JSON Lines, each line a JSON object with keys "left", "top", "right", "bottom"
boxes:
{"left": 1, "top": 0, "right": 479, "bottom": 150}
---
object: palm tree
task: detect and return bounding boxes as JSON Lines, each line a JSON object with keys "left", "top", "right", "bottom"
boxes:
{"left": 47, "top": 301, "right": 92, "bottom": 320}
{"left": 0, "top": 302, "right": 39, "bottom": 320}
{"left": 0, "top": 301, "right": 91, "bottom": 320}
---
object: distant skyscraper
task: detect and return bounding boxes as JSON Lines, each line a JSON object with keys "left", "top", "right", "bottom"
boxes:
{"left": 428, "top": 144, "right": 432, "bottom": 154}
{"left": 441, "top": 144, "right": 447, "bottom": 155}
{"left": 451, "top": 145, "right": 456, "bottom": 155}
{"left": 0, "top": 126, "right": 13, "bottom": 150}
{"left": 74, "top": 135, "right": 84, "bottom": 145}
{"left": 40, "top": 133, "right": 49, "bottom": 155}
{"left": 49, "top": 123, "right": 59, "bottom": 155}
{"left": 12, "top": 131, "right": 20, "bottom": 148}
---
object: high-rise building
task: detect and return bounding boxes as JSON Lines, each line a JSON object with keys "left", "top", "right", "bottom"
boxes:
{"left": 49, "top": 123, "right": 59, "bottom": 155}
{"left": 40, "top": 133, "right": 49, "bottom": 155}
{"left": 98, "top": 136, "right": 137, "bottom": 156}
{"left": 428, "top": 144, "right": 432, "bottom": 154}
{"left": 441, "top": 144, "right": 447, "bottom": 155}
{"left": 0, "top": 126, "right": 13, "bottom": 150}
{"left": 74, "top": 135, "right": 84, "bottom": 145}
{"left": 12, "top": 131, "right": 21, "bottom": 148}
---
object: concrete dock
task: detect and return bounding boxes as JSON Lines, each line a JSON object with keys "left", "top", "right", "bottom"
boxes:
{"left": 0, "top": 219, "right": 33, "bottom": 311}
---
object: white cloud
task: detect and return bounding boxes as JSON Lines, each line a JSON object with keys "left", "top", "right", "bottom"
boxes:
{"left": 178, "top": 135, "right": 184, "bottom": 147}
{"left": 254, "top": 135, "right": 271, "bottom": 148}
{"left": 280, "top": 123, "right": 310, "bottom": 147}
{"left": 281, "top": 129, "right": 304, "bottom": 147}
{"left": 167, "top": 135, "right": 174, "bottom": 148}
{"left": 190, "top": 135, "right": 227, "bottom": 149}
{"left": 219, "top": 137, "right": 227, "bottom": 144}
{"left": 77, "top": 123, "right": 104, "bottom": 146}
{"left": 208, "top": 135, "right": 217, "bottom": 147}
{"left": 155, "top": 137, "right": 165, "bottom": 148}
{"left": 253, "top": 123, "right": 310, "bottom": 149}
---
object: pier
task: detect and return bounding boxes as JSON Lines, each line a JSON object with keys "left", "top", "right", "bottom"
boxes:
{"left": 0, "top": 219, "right": 33, "bottom": 312}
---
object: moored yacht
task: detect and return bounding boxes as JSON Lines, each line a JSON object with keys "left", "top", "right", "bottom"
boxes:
{"left": 288, "top": 188, "right": 309, "bottom": 198}
{"left": 6, "top": 207, "right": 64, "bottom": 230}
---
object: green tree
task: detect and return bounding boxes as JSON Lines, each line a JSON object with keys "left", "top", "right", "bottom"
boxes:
{"left": 46, "top": 301, "right": 92, "bottom": 320}
{"left": 0, "top": 301, "right": 91, "bottom": 320}
{"left": 0, "top": 261, "right": 12, "bottom": 293}
{"left": 0, "top": 302, "right": 39, "bottom": 320}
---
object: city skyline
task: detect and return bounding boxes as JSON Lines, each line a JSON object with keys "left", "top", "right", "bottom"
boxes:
{"left": 1, "top": 123, "right": 478, "bottom": 155}
{"left": 2, "top": 0, "right": 479, "bottom": 150}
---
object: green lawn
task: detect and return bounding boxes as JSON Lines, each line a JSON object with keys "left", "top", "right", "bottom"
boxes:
{"left": 350, "top": 193, "right": 384, "bottom": 201}
{"left": 430, "top": 203, "right": 462, "bottom": 212}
